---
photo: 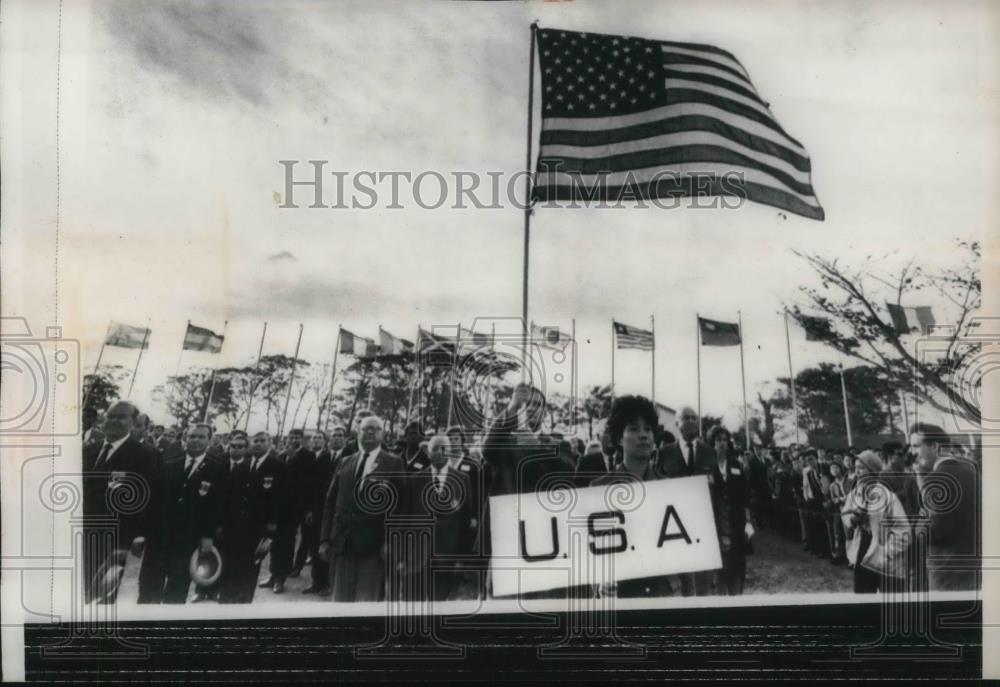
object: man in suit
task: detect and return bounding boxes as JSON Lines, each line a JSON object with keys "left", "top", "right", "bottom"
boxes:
{"left": 301, "top": 431, "right": 333, "bottom": 596}
{"left": 652, "top": 405, "right": 717, "bottom": 596}
{"left": 400, "top": 421, "right": 429, "bottom": 471}
{"left": 270, "top": 428, "right": 315, "bottom": 593}
{"left": 214, "top": 431, "right": 258, "bottom": 603}
{"left": 444, "top": 425, "right": 485, "bottom": 598}
{"left": 655, "top": 406, "right": 717, "bottom": 477}
{"left": 574, "top": 429, "right": 617, "bottom": 487}
{"left": 403, "top": 434, "right": 479, "bottom": 601}
{"left": 247, "top": 431, "right": 284, "bottom": 597}
{"left": 140, "top": 423, "right": 223, "bottom": 603}
{"left": 911, "top": 423, "right": 979, "bottom": 591}
{"left": 319, "top": 415, "right": 407, "bottom": 602}
{"left": 82, "top": 401, "right": 159, "bottom": 603}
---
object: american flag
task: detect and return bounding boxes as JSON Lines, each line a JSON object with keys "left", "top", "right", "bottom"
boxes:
{"left": 613, "top": 320, "right": 654, "bottom": 350}
{"left": 532, "top": 28, "right": 824, "bottom": 221}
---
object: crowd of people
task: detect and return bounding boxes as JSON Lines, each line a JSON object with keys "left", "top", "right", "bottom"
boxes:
{"left": 80, "top": 383, "right": 980, "bottom": 606}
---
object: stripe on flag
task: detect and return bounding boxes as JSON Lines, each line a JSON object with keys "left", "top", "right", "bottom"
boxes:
{"left": 105, "top": 322, "right": 151, "bottom": 349}
{"left": 182, "top": 323, "right": 224, "bottom": 353}
{"left": 613, "top": 320, "right": 654, "bottom": 350}
{"left": 340, "top": 329, "right": 378, "bottom": 358}
{"left": 379, "top": 328, "right": 414, "bottom": 357}
{"left": 532, "top": 28, "right": 824, "bottom": 220}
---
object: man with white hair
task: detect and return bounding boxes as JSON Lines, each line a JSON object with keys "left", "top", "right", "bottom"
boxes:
{"left": 318, "top": 415, "right": 407, "bottom": 602}
{"left": 405, "top": 433, "right": 479, "bottom": 601}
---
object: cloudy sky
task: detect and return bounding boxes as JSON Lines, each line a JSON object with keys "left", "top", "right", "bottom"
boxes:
{"left": 25, "top": 0, "right": 996, "bottom": 428}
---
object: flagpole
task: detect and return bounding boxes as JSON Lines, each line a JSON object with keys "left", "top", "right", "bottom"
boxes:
{"left": 783, "top": 311, "right": 801, "bottom": 444}
{"left": 202, "top": 319, "right": 228, "bottom": 423}
{"left": 839, "top": 357, "right": 854, "bottom": 447}
{"left": 324, "top": 326, "right": 342, "bottom": 431}
{"left": 82, "top": 322, "right": 111, "bottom": 410}
{"left": 738, "top": 311, "right": 749, "bottom": 449}
{"left": 244, "top": 321, "right": 268, "bottom": 431}
{"left": 279, "top": 324, "right": 304, "bottom": 437}
{"left": 898, "top": 387, "right": 910, "bottom": 434}
{"left": 367, "top": 326, "right": 378, "bottom": 411}
{"left": 696, "top": 314, "right": 702, "bottom": 438}
{"left": 521, "top": 22, "right": 538, "bottom": 379}
{"left": 571, "top": 318, "right": 577, "bottom": 431}
{"left": 610, "top": 320, "right": 616, "bottom": 402}
{"left": 405, "top": 325, "right": 418, "bottom": 424}
{"left": 126, "top": 320, "right": 151, "bottom": 398}
{"left": 175, "top": 320, "right": 190, "bottom": 377}
{"left": 650, "top": 314, "right": 656, "bottom": 405}
{"left": 447, "top": 322, "right": 460, "bottom": 426}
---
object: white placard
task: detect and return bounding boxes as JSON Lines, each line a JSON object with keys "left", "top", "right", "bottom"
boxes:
{"left": 490, "top": 475, "right": 722, "bottom": 596}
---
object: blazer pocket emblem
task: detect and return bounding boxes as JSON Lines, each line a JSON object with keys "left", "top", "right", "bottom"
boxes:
{"left": 199, "top": 480, "right": 212, "bottom": 496}
{"left": 262, "top": 476, "right": 273, "bottom": 490}
{"left": 108, "top": 470, "right": 127, "bottom": 488}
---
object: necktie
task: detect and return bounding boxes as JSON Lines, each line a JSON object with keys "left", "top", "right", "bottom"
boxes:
{"left": 185, "top": 456, "right": 197, "bottom": 480}
{"left": 686, "top": 441, "right": 694, "bottom": 468}
{"left": 356, "top": 451, "right": 370, "bottom": 481}
{"left": 95, "top": 442, "right": 112, "bottom": 467}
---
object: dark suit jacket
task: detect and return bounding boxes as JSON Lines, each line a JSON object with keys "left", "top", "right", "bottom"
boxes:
{"left": 312, "top": 450, "right": 336, "bottom": 520}
{"left": 406, "top": 463, "right": 478, "bottom": 564}
{"left": 924, "top": 456, "right": 979, "bottom": 589}
{"left": 280, "top": 446, "right": 316, "bottom": 521}
{"left": 216, "top": 459, "right": 256, "bottom": 549}
{"left": 248, "top": 451, "right": 284, "bottom": 537}
{"left": 82, "top": 436, "right": 159, "bottom": 547}
{"left": 574, "top": 451, "right": 614, "bottom": 488}
{"left": 319, "top": 448, "right": 407, "bottom": 557}
{"left": 709, "top": 457, "right": 751, "bottom": 555}
{"left": 655, "top": 438, "right": 716, "bottom": 477}
{"left": 154, "top": 454, "right": 225, "bottom": 552}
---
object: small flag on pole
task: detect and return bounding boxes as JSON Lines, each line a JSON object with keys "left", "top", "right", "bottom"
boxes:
{"left": 459, "top": 327, "right": 494, "bottom": 350}
{"left": 340, "top": 329, "right": 378, "bottom": 358}
{"left": 105, "top": 322, "right": 151, "bottom": 349}
{"left": 699, "top": 317, "right": 741, "bottom": 346}
{"left": 798, "top": 314, "right": 832, "bottom": 341}
{"left": 417, "top": 327, "right": 457, "bottom": 353}
{"left": 378, "top": 328, "right": 414, "bottom": 357}
{"left": 182, "top": 323, "right": 225, "bottom": 353}
{"left": 613, "top": 321, "right": 654, "bottom": 350}
{"left": 532, "top": 28, "right": 824, "bottom": 221}
{"left": 886, "top": 303, "right": 936, "bottom": 335}
{"left": 531, "top": 323, "right": 573, "bottom": 351}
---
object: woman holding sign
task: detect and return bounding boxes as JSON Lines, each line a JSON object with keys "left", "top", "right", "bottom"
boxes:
{"left": 592, "top": 395, "right": 675, "bottom": 598}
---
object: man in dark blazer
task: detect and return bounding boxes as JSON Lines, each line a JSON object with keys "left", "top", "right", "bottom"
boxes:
{"left": 244, "top": 431, "right": 284, "bottom": 598}
{"left": 301, "top": 430, "right": 333, "bottom": 596}
{"left": 140, "top": 422, "right": 223, "bottom": 603}
{"left": 269, "top": 428, "right": 315, "bottom": 593}
{"left": 911, "top": 423, "right": 980, "bottom": 591}
{"left": 318, "top": 415, "right": 407, "bottom": 602}
{"left": 655, "top": 407, "right": 717, "bottom": 477}
{"left": 213, "top": 431, "right": 257, "bottom": 603}
{"left": 404, "top": 433, "right": 480, "bottom": 601}
{"left": 82, "top": 401, "right": 159, "bottom": 603}
{"left": 653, "top": 406, "right": 717, "bottom": 596}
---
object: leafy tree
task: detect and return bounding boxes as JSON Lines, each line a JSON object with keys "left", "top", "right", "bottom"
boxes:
{"left": 81, "top": 364, "right": 129, "bottom": 412}
{"left": 581, "top": 385, "right": 612, "bottom": 438}
{"left": 787, "top": 240, "right": 980, "bottom": 428}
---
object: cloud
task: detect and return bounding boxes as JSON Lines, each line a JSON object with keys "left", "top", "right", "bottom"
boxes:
{"left": 267, "top": 250, "right": 297, "bottom": 263}
{"left": 98, "top": 0, "right": 320, "bottom": 109}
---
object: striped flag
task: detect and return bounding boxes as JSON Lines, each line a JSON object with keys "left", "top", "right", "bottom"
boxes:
{"left": 340, "top": 329, "right": 378, "bottom": 358}
{"left": 699, "top": 317, "right": 741, "bottom": 346}
{"left": 531, "top": 323, "right": 572, "bottom": 352}
{"left": 182, "top": 323, "right": 224, "bottom": 353}
{"left": 798, "top": 314, "right": 832, "bottom": 342}
{"left": 886, "top": 303, "right": 936, "bottom": 335}
{"left": 105, "top": 322, "right": 151, "bottom": 349}
{"left": 613, "top": 320, "right": 654, "bottom": 350}
{"left": 532, "top": 28, "right": 824, "bottom": 221}
{"left": 378, "top": 327, "right": 414, "bottom": 357}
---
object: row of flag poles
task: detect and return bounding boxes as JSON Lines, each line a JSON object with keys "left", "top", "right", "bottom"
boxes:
{"left": 88, "top": 299, "right": 937, "bottom": 442}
